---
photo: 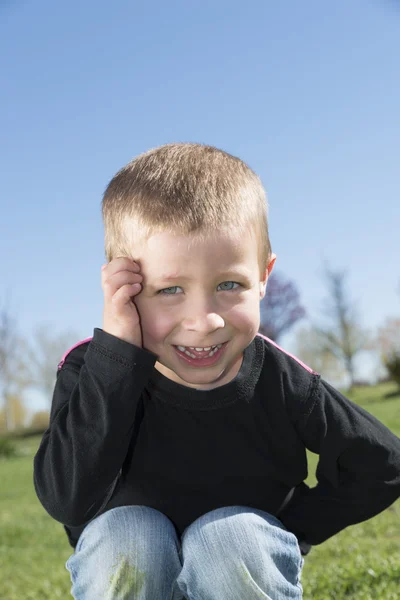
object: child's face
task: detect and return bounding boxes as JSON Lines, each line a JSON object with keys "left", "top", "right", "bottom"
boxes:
{"left": 133, "top": 229, "right": 275, "bottom": 390}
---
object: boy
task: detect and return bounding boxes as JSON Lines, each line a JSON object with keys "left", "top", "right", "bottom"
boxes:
{"left": 34, "top": 143, "right": 400, "bottom": 600}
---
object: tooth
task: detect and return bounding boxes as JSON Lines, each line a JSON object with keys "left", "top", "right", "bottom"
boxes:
{"left": 176, "top": 343, "right": 224, "bottom": 359}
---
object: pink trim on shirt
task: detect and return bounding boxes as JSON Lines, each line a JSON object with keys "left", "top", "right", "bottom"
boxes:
{"left": 256, "top": 333, "right": 316, "bottom": 374}
{"left": 58, "top": 337, "right": 93, "bottom": 370}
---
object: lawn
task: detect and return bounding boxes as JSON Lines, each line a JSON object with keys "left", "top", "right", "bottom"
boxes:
{"left": 1, "top": 382, "right": 399, "bottom": 599}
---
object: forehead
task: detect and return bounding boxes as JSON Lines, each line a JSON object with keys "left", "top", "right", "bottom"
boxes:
{"left": 139, "top": 230, "right": 258, "bottom": 278}
{"left": 146, "top": 229, "right": 254, "bottom": 256}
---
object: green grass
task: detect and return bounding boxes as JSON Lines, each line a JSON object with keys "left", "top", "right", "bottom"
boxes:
{"left": 301, "top": 382, "right": 400, "bottom": 600}
{"left": 0, "top": 382, "right": 399, "bottom": 599}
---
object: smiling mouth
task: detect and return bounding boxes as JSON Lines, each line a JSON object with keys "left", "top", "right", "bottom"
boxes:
{"left": 174, "top": 343, "right": 226, "bottom": 359}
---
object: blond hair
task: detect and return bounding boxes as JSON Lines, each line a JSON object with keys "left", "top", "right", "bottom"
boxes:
{"left": 102, "top": 143, "right": 271, "bottom": 275}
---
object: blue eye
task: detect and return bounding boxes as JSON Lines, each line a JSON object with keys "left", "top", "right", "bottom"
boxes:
{"left": 159, "top": 286, "right": 181, "bottom": 295}
{"left": 218, "top": 281, "right": 240, "bottom": 291}
{"left": 158, "top": 282, "right": 240, "bottom": 295}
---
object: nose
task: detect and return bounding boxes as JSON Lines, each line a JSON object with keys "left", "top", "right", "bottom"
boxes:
{"left": 181, "top": 296, "right": 225, "bottom": 333}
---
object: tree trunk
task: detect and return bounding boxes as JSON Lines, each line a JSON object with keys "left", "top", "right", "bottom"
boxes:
{"left": 4, "top": 391, "right": 15, "bottom": 431}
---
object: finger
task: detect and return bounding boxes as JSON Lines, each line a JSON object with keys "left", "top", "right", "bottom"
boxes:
{"left": 111, "top": 283, "right": 142, "bottom": 314}
{"left": 101, "top": 257, "right": 141, "bottom": 279}
{"left": 102, "top": 271, "right": 143, "bottom": 299}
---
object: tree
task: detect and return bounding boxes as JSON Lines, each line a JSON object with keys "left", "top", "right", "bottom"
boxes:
{"left": 0, "top": 395, "right": 27, "bottom": 432}
{"left": 259, "top": 271, "right": 306, "bottom": 342}
{"left": 30, "top": 410, "right": 50, "bottom": 431}
{"left": 295, "top": 326, "right": 346, "bottom": 382}
{"left": 0, "top": 302, "right": 32, "bottom": 431}
{"left": 314, "top": 266, "right": 369, "bottom": 390}
{"left": 0, "top": 303, "right": 16, "bottom": 430}
{"left": 25, "top": 325, "right": 80, "bottom": 407}
{"left": 377, "top": 317, "right": 400, "bottom": 389}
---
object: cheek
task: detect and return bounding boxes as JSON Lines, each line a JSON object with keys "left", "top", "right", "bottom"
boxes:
{"left": 224, "top": 302, "right": 260, "bottom": 337}
{"left": 138, "top": 304, "right": 176, "bottom": 343}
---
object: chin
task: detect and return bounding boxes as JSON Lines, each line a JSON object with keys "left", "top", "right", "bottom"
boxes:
{"left": 181, "top": 369, "right": 226, "bottom": 383}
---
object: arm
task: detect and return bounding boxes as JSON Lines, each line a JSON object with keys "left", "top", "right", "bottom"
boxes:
{"left": 33, "top": 328, "right": 157, "bottom": 527}
{"left": 279, "top": 378, "right": 400, "bottom": 546}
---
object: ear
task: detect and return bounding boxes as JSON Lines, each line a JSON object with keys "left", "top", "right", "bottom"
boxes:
{"left": 259, "top": 254, "right": 276, "bottom": 300}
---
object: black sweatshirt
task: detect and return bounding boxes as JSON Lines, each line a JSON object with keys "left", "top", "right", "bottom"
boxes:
{"left": 33, "top": 329, "right": 400, "bottom": 551}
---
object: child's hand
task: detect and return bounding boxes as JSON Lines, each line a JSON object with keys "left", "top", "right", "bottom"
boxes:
{"left": 101, "top": 257, "right": 143, "bottom": 347}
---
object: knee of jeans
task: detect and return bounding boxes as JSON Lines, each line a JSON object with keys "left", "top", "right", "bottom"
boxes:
{"left": 181, "top": 506, "right": 301, "bottom": 568}
{"left": 67, "top": 507, "right": 182, "bottom": 598}
{"left": 76, "top": 505, "right": 179, "bottom": 560}
{"left": 178, "top": 507, "right": 303, "bottom": 596}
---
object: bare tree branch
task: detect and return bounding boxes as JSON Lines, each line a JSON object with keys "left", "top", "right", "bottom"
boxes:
{"left": 295, "top": 326, "right": 346, "bottom": 382}
{"left": 0, "top": 301, "right": 31, "bottom": 430}
{"left": 315, "top": 266, "right": 369, "bottom": 389}
{"left": 25, "top": 325, "right": 80, "bottom": 406}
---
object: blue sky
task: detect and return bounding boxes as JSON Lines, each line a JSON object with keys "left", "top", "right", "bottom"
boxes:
{"left": 1, "top": 0, "right": 399, "bottom": 412}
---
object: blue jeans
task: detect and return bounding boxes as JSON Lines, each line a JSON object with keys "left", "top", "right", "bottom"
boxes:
{"left": 66, "top": 505, "right": 304, "bottom": 599}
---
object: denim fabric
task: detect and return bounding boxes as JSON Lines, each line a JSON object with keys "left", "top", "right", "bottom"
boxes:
{"left": 66, "top": 505, "right": 304, "bottom": 599}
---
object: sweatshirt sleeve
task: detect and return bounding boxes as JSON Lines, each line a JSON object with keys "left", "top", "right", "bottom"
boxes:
{"left": 33, "top": 328, "right": 157, "bottom": 528}
{"left": 279, "top": 377, "right": 400, "bottom": 546}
